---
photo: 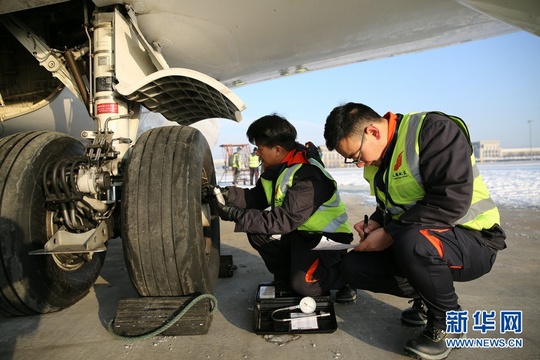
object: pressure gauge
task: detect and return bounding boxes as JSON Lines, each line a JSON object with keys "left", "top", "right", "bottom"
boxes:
{"left": 299, "top": 296, "right": 317, "bottom": 314}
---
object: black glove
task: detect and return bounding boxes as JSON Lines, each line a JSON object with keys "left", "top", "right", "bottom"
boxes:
{"left": 216, "top": 202, "right": 244, "bottom": 222}
{"left": 305, "top": 141, "right": 325, "bottom": 167}
{"left": 202, "top": 184, "right": 230, "bottom": 203}
{"left": 201, "top": 183, "right": 215, "bottom": 203}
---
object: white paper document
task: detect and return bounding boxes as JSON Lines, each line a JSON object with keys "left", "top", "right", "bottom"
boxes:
{"left": 290, "top": 313, "right": 319, "bottom": 330}
{"left": 312, "top": 236, "right": 355, "bottom": 251}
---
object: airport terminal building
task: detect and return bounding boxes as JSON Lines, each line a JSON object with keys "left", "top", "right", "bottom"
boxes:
{"left": 472, "top": 140, "right": 540, "bottom": 162}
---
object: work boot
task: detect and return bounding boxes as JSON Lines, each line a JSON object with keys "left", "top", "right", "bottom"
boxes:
{"left": 404, "top": 324, "right": 465, "bottom": 360}
{"left": 335, "top": 284, "right": 357, "bottom": 303}
{"left": 401, "top": 298, "right": 428, "bottom": 327}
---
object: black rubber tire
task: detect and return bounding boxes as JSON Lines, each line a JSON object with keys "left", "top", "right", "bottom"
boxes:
{"left": 0, "top": 131, "right": 106, "bottom": 316}
{"left": 122, "top": 125, "right": 220, "bottom": 296}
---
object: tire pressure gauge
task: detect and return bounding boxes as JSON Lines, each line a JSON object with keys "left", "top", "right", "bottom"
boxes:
{"left": 271, "top": 296, "right": 323, "bottom": 322}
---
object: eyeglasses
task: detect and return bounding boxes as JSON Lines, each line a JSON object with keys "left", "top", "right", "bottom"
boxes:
{"left": 343, "top": 127, "right": 369, "bottom": 164}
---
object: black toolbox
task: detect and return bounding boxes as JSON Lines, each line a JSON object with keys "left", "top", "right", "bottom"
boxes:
{"left": 253, "top": 283, "right": 337, "bottom": 334}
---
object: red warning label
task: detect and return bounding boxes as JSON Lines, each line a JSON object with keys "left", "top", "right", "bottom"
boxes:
{"left": 97, "top": 103, "right": 119, "bottom": 114}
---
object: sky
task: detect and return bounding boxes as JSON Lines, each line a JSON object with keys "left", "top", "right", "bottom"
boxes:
{"left": 215, "top": 31, "right": 540, "bottom": 156}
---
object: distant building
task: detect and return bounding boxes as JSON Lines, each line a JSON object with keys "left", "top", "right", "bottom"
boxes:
{"left": 318, "top": 145, "right": 356, "bottom": 169}
{"left": 500, "top": 147, "right": 540, "bottom": 159}
{"left": 473, "top": 140, "right": 540, "bottom": 161}
{"left": 472, "top": 140, "right": 501, "bottom": 161}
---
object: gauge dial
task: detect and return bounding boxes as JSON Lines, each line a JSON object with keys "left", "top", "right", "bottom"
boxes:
{"left": 299, "top": 296, "right": 317, "bottom": 314}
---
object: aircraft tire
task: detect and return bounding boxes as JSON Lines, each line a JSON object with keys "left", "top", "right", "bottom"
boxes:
{"left": 0, "top": 131, "right": 106, "bottom": 315}
{"left": 122, "top": 125, "right": 220, "bottom": 296}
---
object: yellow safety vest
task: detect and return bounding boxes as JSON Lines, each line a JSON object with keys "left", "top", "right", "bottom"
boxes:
{"left": 249, "top": 154, "right": 260, "bottom": 168}
{"left": 232, "top": 153, "right": 241, "bottom": 168}
{"left": 261, "top": 159, "right": 352, "bottom": 234}
{"left": 364, "top": 112, "right": 500, "bottom": 231}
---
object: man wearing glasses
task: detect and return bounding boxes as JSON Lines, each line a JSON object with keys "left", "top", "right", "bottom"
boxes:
{"left": 324, "top": 103, "right": 506, "bottom": 359}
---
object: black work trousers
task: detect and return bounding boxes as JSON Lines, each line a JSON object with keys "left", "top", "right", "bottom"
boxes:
{"left": 340, "top": 226, "right": 497, "bottom": 329}
{"left": 249, "top": 167, "right": 259, "bottom": 185}
{"left": 247, "top": 233, "right": 346, "bottom": 296}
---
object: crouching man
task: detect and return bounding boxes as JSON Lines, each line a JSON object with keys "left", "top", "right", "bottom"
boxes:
{"left": 210, "top": 114, "right": 356, "bottom": 302}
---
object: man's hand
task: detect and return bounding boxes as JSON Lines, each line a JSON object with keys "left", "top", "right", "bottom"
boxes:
{"left": 216, "top": 186, "right": 230, "bottom": 201}
{"left": 353, "top": 228, "right": 393, "bottom": 251}
{"left": 353, "top": 218, "right": 380, "bottom": 241}
{"left": 201, "top": 183, "right": 215, "bottom": 202}
{"left": 216, "top": 202, "right": 244, "bottom": 222}
{"left": 202, "top": 184, "right": 229, "bottom": 203}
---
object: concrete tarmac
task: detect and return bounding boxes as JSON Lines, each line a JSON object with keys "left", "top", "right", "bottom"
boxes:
{"left": 1, "top": 199, "right": 539, "bottom": 360}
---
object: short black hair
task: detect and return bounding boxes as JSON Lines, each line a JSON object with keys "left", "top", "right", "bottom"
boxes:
{"left": 246, "top": 114, "right": 297, "bottom": 151}
{"left": 324, "top": 102, "right": 382, "bottom": 150}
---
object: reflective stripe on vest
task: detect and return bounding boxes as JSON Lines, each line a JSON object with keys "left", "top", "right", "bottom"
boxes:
{"left": 365, "top": 112, "right": 499, "bottom": 230}
{"left": 260, "top": 159, "right": 352, "bottom": 234}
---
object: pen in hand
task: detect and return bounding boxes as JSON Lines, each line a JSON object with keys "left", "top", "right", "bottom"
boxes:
{"left": 362, "top": 214, "right": 369, "bottom": 240}
{"left": 364, "top": 215, "right": 369, "bottom": 231}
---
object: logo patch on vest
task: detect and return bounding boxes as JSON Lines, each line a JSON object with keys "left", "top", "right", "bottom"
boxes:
{"left": 392, "top": 151, "right": 408, "bottom": 179}
{"left": 394, "top": 151, "right": 404, "bottom": 171}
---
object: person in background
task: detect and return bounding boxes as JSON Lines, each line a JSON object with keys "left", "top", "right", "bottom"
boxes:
{"left": 323, "top": 102, "right": 506, "bottom": 359}
{"left": 232, "top": 146, "right": 242, "bottom": 186}
{"left": 209, "top": 114, "right": 357, "bottom": 303}
{"left": 248, "top": 147, "right": 260, "bottom": 185}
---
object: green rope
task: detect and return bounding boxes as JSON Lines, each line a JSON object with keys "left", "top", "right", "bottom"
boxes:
{"left": 107, "top": 293, "right": 218, "bottom": 342}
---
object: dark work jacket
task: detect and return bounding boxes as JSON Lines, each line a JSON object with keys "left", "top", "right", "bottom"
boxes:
{"left": 227, "top": 144, "right": 352, "bottom": 246}
{"left": 372, "top": 112, "right": 506, "bottom": 250}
